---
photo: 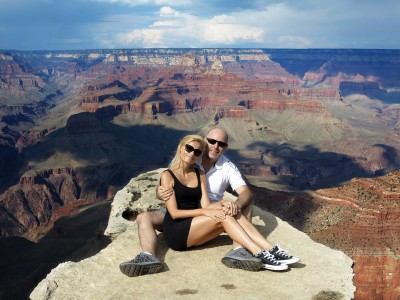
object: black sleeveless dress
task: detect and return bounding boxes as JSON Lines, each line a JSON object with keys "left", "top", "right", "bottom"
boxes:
{"left": 163, "top": 168, "right": 202, "bottom": 251}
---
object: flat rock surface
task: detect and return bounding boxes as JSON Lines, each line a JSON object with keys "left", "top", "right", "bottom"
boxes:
{"left": 31, "top": 169, "right": 355, "bottom": 300}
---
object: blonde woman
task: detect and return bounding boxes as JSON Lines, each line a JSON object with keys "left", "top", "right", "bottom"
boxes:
{"left": 161, "top": 134, "right": 289, "bottom": 271}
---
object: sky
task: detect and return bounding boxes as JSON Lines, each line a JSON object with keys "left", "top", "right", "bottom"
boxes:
{"left": 0, "top": 0, "right": 399, "bottom": 51}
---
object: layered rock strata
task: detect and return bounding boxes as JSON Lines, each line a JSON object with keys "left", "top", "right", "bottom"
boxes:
{"left": 252, "top": 170, "right": 400, "bottom": 300}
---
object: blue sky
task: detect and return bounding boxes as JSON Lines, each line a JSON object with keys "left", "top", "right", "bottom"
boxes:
{"left": 0, "top": 0, "right": 399, "bottom": 50}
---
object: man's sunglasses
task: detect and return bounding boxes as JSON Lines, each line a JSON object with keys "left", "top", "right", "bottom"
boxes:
{"left": 185, "top": 144, "right": 202, "bottom": 157}
{"left": 206, "top": 137, "right": 228, "bottom": 148}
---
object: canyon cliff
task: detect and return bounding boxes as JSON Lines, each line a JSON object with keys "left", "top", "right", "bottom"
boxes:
{"left": 1, "top": 48, "right": 399, "bottom": 299}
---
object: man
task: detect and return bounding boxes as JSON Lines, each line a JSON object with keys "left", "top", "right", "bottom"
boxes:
{"left": 119, "top": 128, "right": 299, "bottom": 276}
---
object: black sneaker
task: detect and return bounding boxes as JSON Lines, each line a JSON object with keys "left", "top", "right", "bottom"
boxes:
{"left": 269, "top": 244, "right": 300, "bottom": 265}
{"left": 255, "top": 250, "right": 288, "bottom": 271}
{"left": 221, "top": 248, "right": 262, "bottom": 271}
{"left": 119, "top": 253, "right": 164, "bottom": 277}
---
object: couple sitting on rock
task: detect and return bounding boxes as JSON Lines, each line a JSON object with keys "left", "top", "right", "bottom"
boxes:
{"left": 120, "top": 128, "right": 300, "bottom": 276}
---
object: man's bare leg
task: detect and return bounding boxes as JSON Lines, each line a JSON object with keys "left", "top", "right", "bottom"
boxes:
{"left": 120, "top": 210, "right": 165, "bottom": 277}
{"left": 137, "top": 210, "right": 164, "bottom": 255}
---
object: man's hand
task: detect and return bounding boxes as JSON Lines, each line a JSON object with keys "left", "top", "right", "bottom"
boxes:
{"left": 220, "top": 200, "right": 240, "bottom": 216}
{"left": 157, "top": 186, "right": 174, "bottom": 201}
{"left": 229, "top": 201, "right": 240, "bottom": 216}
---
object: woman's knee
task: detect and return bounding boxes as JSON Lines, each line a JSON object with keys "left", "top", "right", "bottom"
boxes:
{"left": 221, "top": 215, "right": 238, "bottom": 224}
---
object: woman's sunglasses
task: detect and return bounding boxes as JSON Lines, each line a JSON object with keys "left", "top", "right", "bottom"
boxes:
{"left": 185, "top": 144, "right": 202, "bottom": 157}
{"left": 206, "top": 137, "right": 227, "bottom": 148}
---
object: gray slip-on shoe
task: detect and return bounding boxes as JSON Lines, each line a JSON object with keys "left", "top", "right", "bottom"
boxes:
{"left": 221, "top": 248, "right": 262, "bottom": 271}
{"left": 119, "top": 253, "right": 164, "bottom": 277}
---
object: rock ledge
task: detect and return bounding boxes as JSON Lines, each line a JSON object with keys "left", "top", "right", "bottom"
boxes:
{"left": 30, "top": 169, "right": 355, "bottom": 300}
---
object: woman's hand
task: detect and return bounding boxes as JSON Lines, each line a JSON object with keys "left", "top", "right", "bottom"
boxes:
{"left": 203, "top": 207, "right": 226, "bottom": 221}
{"left": 157, "top": 185, "right": 174, "bottom": 201}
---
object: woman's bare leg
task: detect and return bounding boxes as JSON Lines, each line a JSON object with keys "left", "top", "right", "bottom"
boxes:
{"left": 186, "top": 214, "right": 290, "bottom": 272}
{"left": 235, "top": 213, "right": 274, "bottom": 250}
{"left": 187, "top": 215, "right": 263, "bottom": 255}
{"left": 186, "top": 216, "right": 225, "bottom": 247}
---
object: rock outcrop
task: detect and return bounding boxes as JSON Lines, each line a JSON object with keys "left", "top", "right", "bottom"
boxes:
{"left": 30, "top": 169, "right": 355, "bottom": 300}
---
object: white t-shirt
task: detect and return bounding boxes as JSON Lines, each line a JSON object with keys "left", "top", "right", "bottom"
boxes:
{"left": 197, "top": 155, "right": 246, "bottom": 202}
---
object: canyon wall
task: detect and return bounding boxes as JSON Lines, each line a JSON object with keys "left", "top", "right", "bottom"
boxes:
{"left": 1, "top": 48, "right": 399, "bottom": 298}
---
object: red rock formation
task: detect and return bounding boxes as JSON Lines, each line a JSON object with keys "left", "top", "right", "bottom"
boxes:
{"left": 252, "top": 170, "right": 400, "bottom": 300}
{"left": 0, "top": 166, "right": 118, "bottom": 241}
{"left": 74, "top": 59, "right": 340, "bottom": 122}
{"left": 240, "top": 99, "right": 327, "bottom": 112}
{"left": 353, "top": 255, "right": 400, "bottom": 299}
{"left": 0, "top": 56, "right": 45, "bottom": 95}
{"left": 16, "top": 129, "right": 49, "bottom": 150}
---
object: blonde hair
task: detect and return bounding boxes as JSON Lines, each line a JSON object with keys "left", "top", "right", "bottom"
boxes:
{"left": 170, "top": 134, "right": 205, "bottom": 168}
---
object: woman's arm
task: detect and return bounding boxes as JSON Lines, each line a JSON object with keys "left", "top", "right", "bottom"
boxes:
{"left": 199, "top": 171, "right": 211, "bottom": 208}
{"left": 161, "top": 171, "right": 205, "bottom": 220}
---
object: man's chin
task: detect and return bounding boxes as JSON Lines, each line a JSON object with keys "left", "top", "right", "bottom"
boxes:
{"left": 208, "top": 152, "right": 220, "bottom": 160}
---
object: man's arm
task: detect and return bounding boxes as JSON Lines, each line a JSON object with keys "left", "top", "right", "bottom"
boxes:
{"left": 221, "top": 185, "right": 253, "bottom": 216}
{"left": 234, "top": 185, "right": 253, "bottom": 210}
{"left": 156, "top": 184, "right": 174, "bottom": 201}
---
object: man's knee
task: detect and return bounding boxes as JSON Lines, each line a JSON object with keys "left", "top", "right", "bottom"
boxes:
{"left": 136, "top": 210, "right": 164, "bottom": 228}
{"left": 136, "top": 211, "right": 151, "bottom": 226}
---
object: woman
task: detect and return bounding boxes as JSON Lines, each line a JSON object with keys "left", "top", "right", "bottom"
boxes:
{"left": 161, "top": 134, "right": 288, "bottom": 271}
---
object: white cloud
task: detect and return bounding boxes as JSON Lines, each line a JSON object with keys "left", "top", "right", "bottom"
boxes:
{"left": 92, "top": 0, "right": 400, "bottom": 49}
{"left": 1, "top": 0, "right": 400, "bottom": 50}
{"left": 120, "top": 28, "right": 165, "bottom": 47}
{"left": 159, "top": 6, "right": 179, "bottom": 16}
{"left": 203, "top": 15, "right": 265, "bottom": 44}
{"left": 114, "top": 6, "right": 266, "bottom": 47}
{"left": 151, "top": 20, "right": 176, "bottom": 27}
{"left": 115, "top": 7, "right": 191, "bottom": 47}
